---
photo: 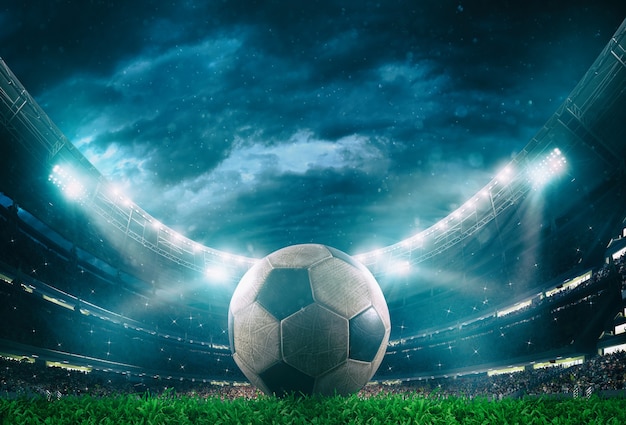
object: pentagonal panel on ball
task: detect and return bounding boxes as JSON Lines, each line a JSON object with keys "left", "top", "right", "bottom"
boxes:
{"left": 257, "top": 268, "right": 314, "bottom": 320}
{"left": 258, "top": 361, "right": 315, "bottom": 397}
{"left": 232, "top": 301, "right": 281, "bottom": 373}
{"left": 367, "top": 277, "right": 391, "bottom": 334}
{"left": 349, "top": 306, "right": 387, "bottom": 362}
{"left": 282, "top": 303, "right": 348, "bottom": 377}
{"left": 310, "top": 257, "right": 372, "bottom": 319}
{"left": 229, "top": 258, "right": 274, "bottom": 316}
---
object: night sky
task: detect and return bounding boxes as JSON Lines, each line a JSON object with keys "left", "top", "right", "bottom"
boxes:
{"left": 1, "top": 1, "right": 625, "bottom": 259}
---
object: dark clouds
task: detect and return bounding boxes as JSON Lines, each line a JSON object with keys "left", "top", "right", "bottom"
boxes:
{"left": 1, "top": 0, "right": 625, "bottom": 257}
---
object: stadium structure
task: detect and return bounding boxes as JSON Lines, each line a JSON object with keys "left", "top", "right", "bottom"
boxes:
{"left": 0, "top": 18, "right": 625, "bottom": 389}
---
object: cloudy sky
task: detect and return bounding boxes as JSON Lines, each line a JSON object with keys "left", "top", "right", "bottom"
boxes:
{"left": 1, "top": 1, "right": 624, "bottom": 258}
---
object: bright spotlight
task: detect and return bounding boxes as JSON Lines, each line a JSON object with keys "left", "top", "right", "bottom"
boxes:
{"left": 48, "top": 164, "right": 87, "bottom": 201}
{"left": 388, "top": 259, "right": 411, "bottom": 275}
{"left": 497, "top": 165, "right": 513, "bottom": 183}
{"left": 528, "top": 148, "right": 566, "bottom": 189}
{"left": 205, "top": 266, "right": 230, "bottom": 282}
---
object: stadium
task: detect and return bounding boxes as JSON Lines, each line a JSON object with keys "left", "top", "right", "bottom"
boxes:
{"left": 1, "top": 4, "right": 626, "bottom": 423}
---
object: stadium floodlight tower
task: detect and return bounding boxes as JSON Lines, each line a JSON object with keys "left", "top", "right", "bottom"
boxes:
{"left": 527, "top": 148, "right": 567, "bottom": 190}
{"left": 48, "top": 164, "right": 88, "bottom": 202}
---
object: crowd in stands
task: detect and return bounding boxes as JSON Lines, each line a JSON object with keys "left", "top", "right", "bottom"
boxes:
{"left": 618, "top": 252, "right": 626, "bottom": 290}
{"left": 0, "top": 356, "right": 256, "bottom": 400}
{"left": 377, "top": 257, "right": 623, "bottom": 378}
{"left": 375, "top": 350, "right": 626, "bottom": 399}
{"left": 1, "top": 351, "right": 625, "bottom": 400}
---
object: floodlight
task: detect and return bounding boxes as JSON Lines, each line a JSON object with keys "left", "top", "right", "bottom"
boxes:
{"left": 528, "top": 148, "right": 566, "bottom": 189}
{"left": 48, "top": 164, "right": 87, "bottom": 201}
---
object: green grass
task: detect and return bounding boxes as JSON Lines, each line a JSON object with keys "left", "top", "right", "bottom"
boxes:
{"left": 2, "top": 392, "right": 626, "bottom": 425}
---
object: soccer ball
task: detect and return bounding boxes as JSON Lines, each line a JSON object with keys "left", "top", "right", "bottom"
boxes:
{"left": 228, "top": 243, "right": 391, "bottom": 396}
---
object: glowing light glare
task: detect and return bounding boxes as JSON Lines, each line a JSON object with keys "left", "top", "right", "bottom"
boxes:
{"left": 366, "top": 248, "right": 384, "bottom": 260}
{"left": 237, "top": 255, "right": 254, "bottom": 265}
{"left": 354, "top": 247, "right": 385, "bottom": 263}
{"left": 48, "top": 164, "right": 86, "bottom": 201}
{"left": 205, "top": 266, "right": 230, "bottom": 282}
{"left": 353, "top": 253, "right": 367, "bottom": 263}
{"left": 396, "top": 234, "right": 424, "bottom": 252}
{"left": 67, "top": 181, "right": 86, "bottom": 199}
{"left": 528, "top": 148, "right": 567, "bottom": 189}
{"left": 497, "top": 165, "right": 513, "bottom": 183}
{"left": 388, "top": 259, "right": 411, "bottom": 275}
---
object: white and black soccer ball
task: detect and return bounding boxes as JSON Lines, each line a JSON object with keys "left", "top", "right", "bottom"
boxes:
{"left": 228, "top": 243, "right": 391, "bottom": 396}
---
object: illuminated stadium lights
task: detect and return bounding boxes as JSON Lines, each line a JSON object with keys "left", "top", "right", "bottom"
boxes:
{"left": 528, "top": 148, "right": 566, "bottom": 189}
{"left": 387, "top": 259, "right": 411, "bottom": 275}
{"left": 93, "top": 179, "right": 258, "bottom": 273}
{"left": 48, "top": 164, "right": 87, "bottom": 201}
{"left": 205, "top": 265, "right": 230, "bottom": 282}
{"left": 488, "top": 366, "right": 525, "bottom": 376}
{"left": 469, "top": 197, "right": 479, "bottom": 208}
{"left": 495, "top": 165, "right": 514, "bottom": 186}
{"left": 404, "top": 233, "right": 423, "bottom": 249}
{"left": 107, "top": 186, "right": 124, "bottom": 201}
{"left": 354, "top": 247, "right": 387, "bottom": 264}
